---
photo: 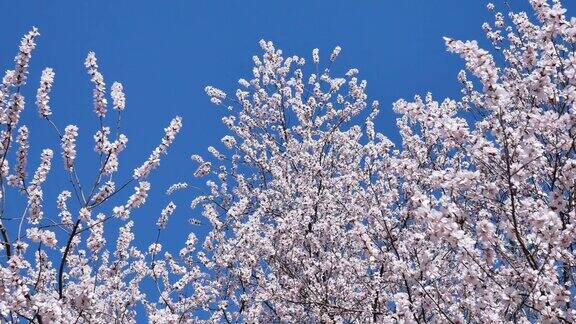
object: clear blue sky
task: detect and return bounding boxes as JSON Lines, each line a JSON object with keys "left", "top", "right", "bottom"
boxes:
{"left": 0, "top": 0, "right": 534, "bottom": 317}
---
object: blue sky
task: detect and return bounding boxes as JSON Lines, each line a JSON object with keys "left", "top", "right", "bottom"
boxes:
{"left": 0, "top": 0, "right": 532, "bottom": 316}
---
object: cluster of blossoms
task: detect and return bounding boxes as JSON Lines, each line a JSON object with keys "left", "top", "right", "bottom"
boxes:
{"left": 165, "top": 182, "right": 188, "bottom": 195}
{"left": 61, "top": 125, "right": 78, "bottom": 171}
{"left": 13, "top": 27, "right": 39, "bottom": 86}
{"left": 84, "top": 52, "right": 107, "bottom": 117}
{"left": 36, "top": 68, "right": 54, "bottom": 117}
{"left": 133, "top": 116, "right": 183, "bottom": 179}
{"left": 112, "top": 181, "right": 151, "bottom": 219}
{"left": 156, "top": 201, "right": 176, "bottom": 230}
{"left": 204, "top": 86, "right": 226, "bottom": 105}
{"left": 110, "top": 81, "right": 125, "bottom": 110}
{"left": 26, "top": 149, "right": 53, "bottom": 224}
{"left": 7, "top": 125, "right": 29, "bottom": 188}
{"left": 92, "top": 126, "right": 129, "bottom": 175}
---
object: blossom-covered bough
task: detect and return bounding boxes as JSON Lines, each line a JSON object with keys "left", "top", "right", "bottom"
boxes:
{"left": 0, "top": 28, "right": 183, "bottom": 322}
{"left": 176, "top": 0, "right": 576, "bottom": 322}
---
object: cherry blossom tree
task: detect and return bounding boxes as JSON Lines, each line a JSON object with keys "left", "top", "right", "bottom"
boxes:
{"left": 5, "top": 0, "right": 576, "bottom": 323}
{"left": 175, "top": 0, "right": 576, "bottom": 322}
